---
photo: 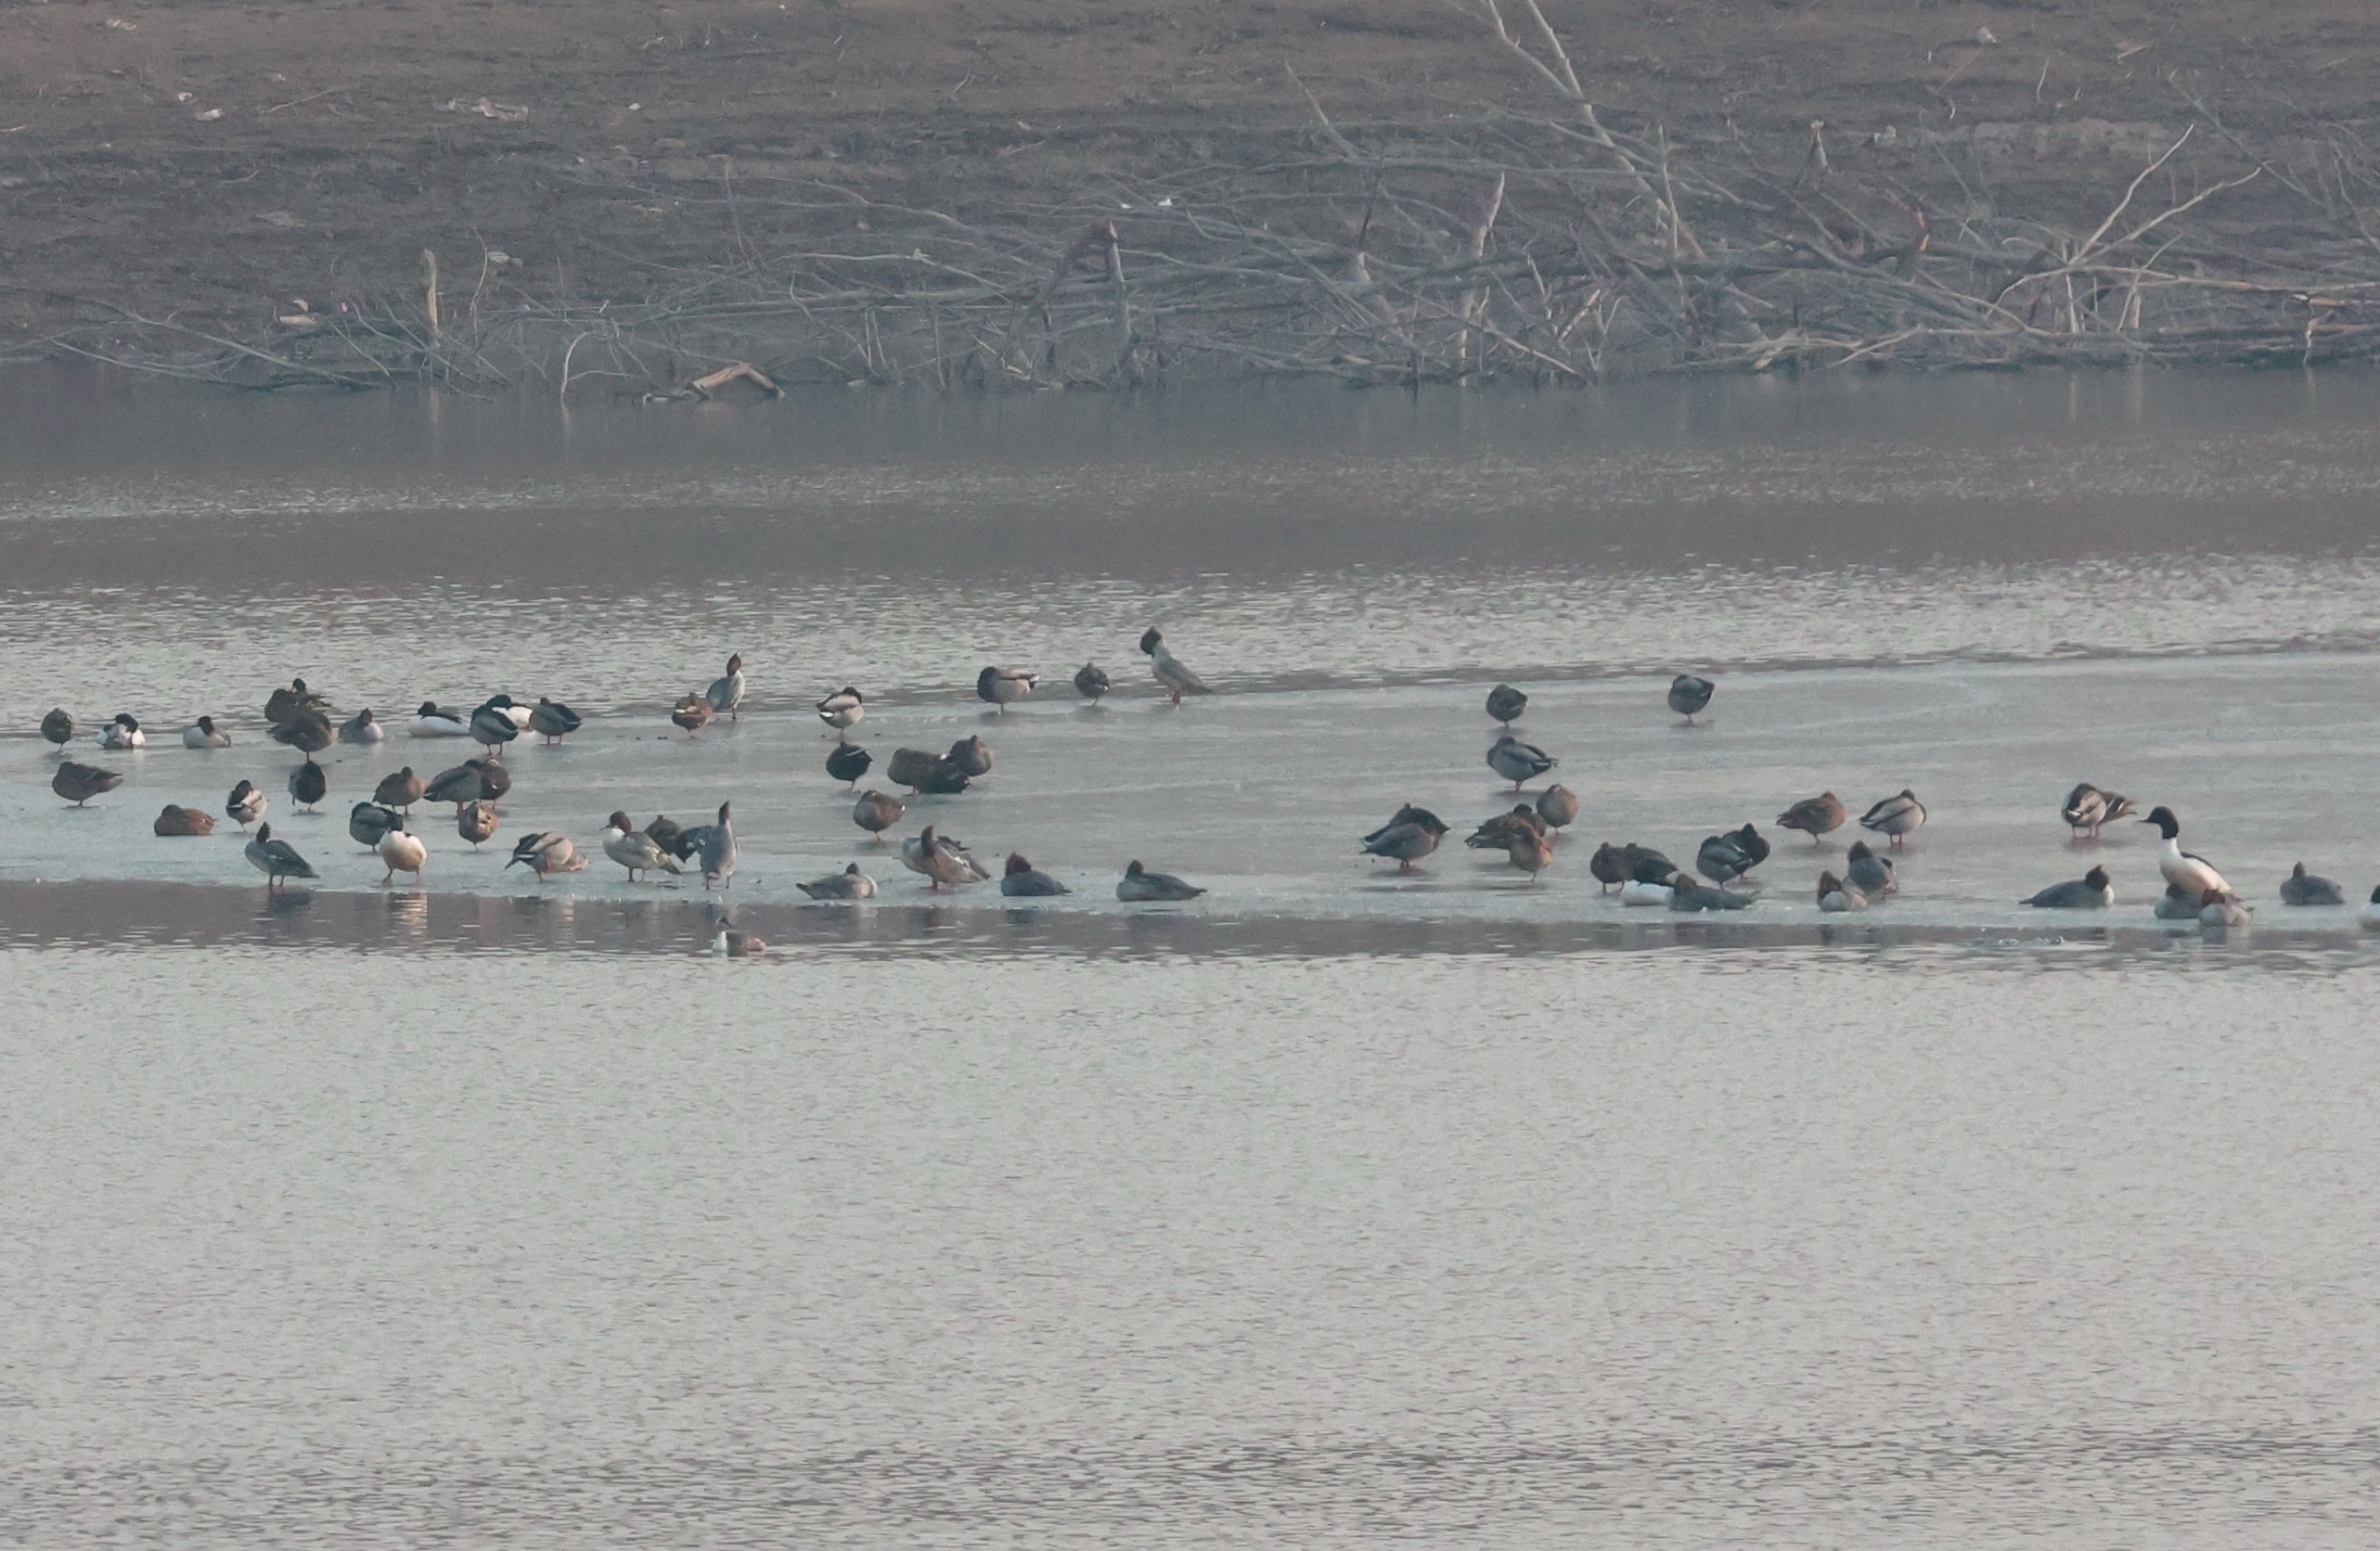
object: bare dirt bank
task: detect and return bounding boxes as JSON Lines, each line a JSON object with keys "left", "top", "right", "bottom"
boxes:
{"left": 6, "top": 0, "right": 2379, "bottom": 388}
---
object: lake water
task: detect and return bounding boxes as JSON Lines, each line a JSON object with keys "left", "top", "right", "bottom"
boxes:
{"left": 3, "top": 365, "right": 2378, "bottom": 1544}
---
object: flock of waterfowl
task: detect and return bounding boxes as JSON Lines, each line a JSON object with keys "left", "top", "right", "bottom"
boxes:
{"left": 27, "top": 641, "right": 2380, "bottom": 939}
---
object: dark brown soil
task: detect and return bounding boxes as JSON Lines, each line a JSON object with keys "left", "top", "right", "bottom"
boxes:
{"left": 3, "top": 0, "right": 2374, "bottom": 355}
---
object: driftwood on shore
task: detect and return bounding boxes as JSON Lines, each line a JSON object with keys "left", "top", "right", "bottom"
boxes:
{"left": 43, "top": 0, "right": 2380, "bottom": 393}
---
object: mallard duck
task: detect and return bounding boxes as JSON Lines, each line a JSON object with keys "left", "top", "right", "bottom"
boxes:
{"left": 1667, "top": 873, "right": 1754, "bottom": 912}
{"left": 2280, "top": 862, "right": 2345, "bottom": 906}
{"left": 999, "top": 852, "right": 1070, "bottom": 896}
{"left": 1667, "top": 673, "right": 1715, "bottom": 723}
{"left": 2024, "top": 866, "right": 2112, "bottom": 909}
{"left": 182, "top": 715, "right": 232, "bottom": 750}
{"left": 1595, "top": 843, "right": 1678, "bottom": 891}
{"left": 1696, "top": 830, "right": 1758, "bottom": 885}
{"left": 424, "top": 758, "right": 507, "bottom": 808}
{"left": 1589, "top": 842, "right": 1628, "bottom": 891}
{"left": 976, "top": 665, "right": 1036, "bottom": 711}
{"left": 798, "top": 862, "right": 878, "bottom": 901}
{"left": 1485, "top": 683, "right": 1526, "bottom": 727}
{"left": 225, "top": 779, "right": 267, "bottom": 829}
{"left": 264, "top": 678, "right": 329, "bottom": 727}
{"left": 470, "top": 696, "right": 521, "bottom": 754}
{"left": 706, "top": 654, "right": 746, "bottom": 720}
{"left": 1116, "top": 859, "right": 1204, "bottom": 902}
{"left": 1505, "top": 827, "right": 1554, "bottom": 881}
{"left": 377, "top": 818, "right": 428, "bottom": 886}
{"left": 41, "top": 708, "right": 75, "bottom": 751}
{"left": 946, "top": 735, "right": 994, "bottom": 778}
{"left": 1362, "top": 806, "right": 1448, "bottom": 873}
{"left": 1139, "top": 628, "right": 1212, "bottom": 706}
{"left": 671, "top": 693, "right": 712, "bottom": 737}
{"left": 1859, "top": 789, "right": 1927, "bottom": 848}
{"left": 2141, "top": 807, "right": 2232, "bottom": 901}
{"left": 1536, "top": 784, "right": 1579, "bottom": 832}
{"left": 348, "top": 801, "right": 400, "bottom": 851}
{"left": 679, "top": 801, "right": 737, "bottom": 891}
{"left": 457, "top": 800, "right": 500, "bottom": 851}
{"left": 816, "top": 686, "right": 864, "bottom": 736}
{"left": 98, "top": 713, "right": 145, "bottom": 750}
{"left": 2199, "top": 890, "right": 2252, "bottom": 930}
{"left": 1465, "top": 805, "right": 1546, "bottom": 851}
{"left": 52, "top": 761, "right": 122, "bottom": 806}
{"left": 852, "top": 789, "right": 904, "bottom": 840}
{"left": 1776, "top": 791, "right": 1846, "bottom": 843}
{"left": 270, "top": 710, "right": 333, "bottom": 756}
{"left": 1486, "top": 734, "right": 1556, "bottom": 791}
{"left": 601, "top": 812, "right": 681, "bottom": 881}
{"left": 1844, "top": 840, "right": 1898, "bottom": 897}
{"left": 2060, "top": 783, "right": 2136, "bottom": 839}
{"left": 826, "top": 742, "right": 872, "bottom": 788}
{"left": 529, "top": 698, "right": 582, "bottom": 746}
{"left": 1074, "top": 662, "right": 1111, "bottom": 702}
{"left": 408, "top": 700, "right": 470, "bottom": 737}
{"left": 338, "top": 709, "right": 384, "bottom": 746}
{"left": 153, "top": 803, "right": 216, "bottom": 837}
{"left": 1618, "top": 877, "right": 1674, "bottom": 906}
{"left": 374, "top": 767, "right": 424, "bottom": 813}
{"left": 1817, "top": 870, "right": 1867, "bottom": 912}
{"left": 901, "top": 825, "right": 988, "bottom": 891}
{"left": 886, "top": 747, "right": 969, "bottom": 795}
{"left": 245, "top": 823, "right": 317, "bottom": 890}
{"left": 288, "top": 759, "right": 327, "bottom": 812}
{"left": 507, "top": 830, "right": 588, "bottom": 878}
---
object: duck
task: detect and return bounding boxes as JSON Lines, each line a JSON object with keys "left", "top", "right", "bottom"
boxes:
{"left": 288, "top": 759, "right": 328, "bottom": 812}
{"left": 1618, "top": 877, "right": 1674, "bottom": 906}
{"left": 601, "top": 813, "right": 682, "bottom": 882}
{"left": 2361, "top": 887, "right": 2380, "bottom": 931}
{"left": 1485, "top": 683, "right": 1527, "bottom": 727}
{"left": 348, "top": 801, "right": 401, "bottom": 851}
{"left": 1362, "top": 806, "right": 1449, "bottom": 873}
{"left": 1117, "top": 859, "right": 1204, "bottom": 902}
{"left": 2153, "top": 883, "right": 2200, "bottom": 921}
{"left": 680, "top": 801, "right": 738, "bottom": 891}
{"left": 816, "top": 686, "right": 865, "bottom": 736}
{"left": 270, "top": 709, "right": 333, "bottom": 757}
{"left": 1667, "top": 673, "right": 1715, "bottom": 723}
{"left": 153, "top": 803, "right": 217, "bottom": 837}
{"left": 1589, "top": 842, "right": 1630, "bottom": 892}
{"left": 374, "top": 767, "right": 425, "bottom": 813}
{"left": 1592, "top": 843, "right": 1679, "bottom": 891}
{"left": 338, "top": 709, "right": 384, "bottom": 746}
{"left": 225, "top": 779, "right": 267, "bottom": 830}
{"left": 887, "top": 747, "right": 969, "bottom": 795}
{"left": 852, "top": 789, "right": 905, "bottom": 840}
{"left": 1843, "top": 840, "right": 1898, "bottom": 897}
{"left": 1667, "top": 873, "right": 1754, "bottom": 912}
{"left": 377, "top": 818, "right": 428, "bottom": 886}
{"left": 827, "top": 742, "right": 873, "bottom": 788}
{"left": 799, "top": 862, "right": 878, "bottom": 901}
{"left": 41, "top": 708, "right": 76, "bottom": 751}
{"left": 1505, "top": 827, "right": 1554, "bottom": 881}
{"left": 902, "top": 825, "right": 989, "bottom": 891}
{"left": 244, "top": 823, "right": 317, "bottom": 890}
{"left": 671, "top": 693, "right": 713, "bottom": 737}
{"left": 2060, "top": 782, "right": 2136, "bottom": 840}
{"left": 1696, "top": 829, "right": 1759, "bottom": 886}
{"left": 1859, "top": 789, "right": 1927, "bottom": 848}
{"left": 644, "top": 815, "right": 697, "bottom": 862}
{"left": 424, "top": 757, "right": 508, "bottom": 808}
{"left": 708, "top": 917, "right": 768, "bottom": 957}
{"left": 529, "top": 698, "right": 583, "bottom": 746}
{"left": 705, "top": 654, "right": 747, "bottom": 720}
{"left": 507, "top": 830, "right": 589, "bottom": 879}
{"left": 2199, "top": 889, "right": 2252, "bottom": 930}
{"left": 1486, "top": 734, "right": 1557, "bottom": 791}
{"left": 2023, "top": 865, "right": 2113, "bottom": 909}
{"left": 2141, "top": 807, "right": 2234, "bottom": 901}
{"left": 1776, "top": 792, "right": 1846, "bottom": 843}
{"left": 182, "top": 715, "right": 232, "bottom": 750}
{"left": 98, "top": 712, "right": 146, "bottom": 750}
{"left": 1465, "top": 805, "right": 1547, "bottom": 852}
{"left": 976, "top": 665, "right": 1036, "bottom": 712}
{"left": 1000, "top": 852, "right": 1071, "bottom": 896}
{"left": 264, "top": 678, "right": 329, "bottom": 728}
{"left": 1140, "top": 628, "right": 1212, "bottom": 706}
{"left": 408, "top": 700, "right": 471, "bottom": 737}
{"left": 1536, "top": 784, "right": 1579, "bottom": 833}
{"left": 2280, "top": 862, "right": 2345, "bottom": 906}
{"left": 457, "top": 799, "right": 500, "bottom": 851}
{"left": 946, "top": 735, "right": 995, "bottom": 778}
{"left": 470, "top": 695, "right": 522, "bottom": 754}
{"left": 1817, "top": 870, "right": 1867, "bottom": 912}
{"left": 1074, "top": 662, "right": 1111, "bottom": 702}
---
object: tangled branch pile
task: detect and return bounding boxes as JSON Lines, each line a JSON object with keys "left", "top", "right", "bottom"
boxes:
{"left": 57, "top": 0, "right": 2380, "bottom": 393}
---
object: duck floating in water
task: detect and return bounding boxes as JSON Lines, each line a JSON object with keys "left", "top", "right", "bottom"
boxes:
{"left": 271, "top": 709, "right": 334, "bottom": 757}
{"left": 98, "top": 713, "right": 146, "bottom": 750}
{"left": 826, "top": 742, "right": 872, "bottom": 788}
{"left": 408, "top": 701, "right": 470, "bottom": 737}
{"left": 153, "top": 803, "right": 217, "bottom": 837}
{"left": 183, "top": 715, "right": 232, "bottom": 750}
{"left": 680, "top": 801, "right": 738, "bottom": 891}
{"left": 1817, "top": 871, "right": 1866, "bottom": 912}
{"left": 1667, "top": 873, "right": 1754, "bottom": 912}
{"left": 508, "top": 830, "right": 589, "bottom": 879}
{"left": 374, "top": 768, "right": 425, "bottom": 813}
{"left": 457, "top": 799, "right": 500, "bottom": 851}
{"left": 1000, "top": 852, "right": 1071, "bottom": 896}
{"left": 1843, "top": 840, "right": 1898, "bottom": 898}
{"left": 1362, "top": 805, "right": 1449, "bottom": 873}
{"left": 1485, "top": 684, "right": 1526, "bottom": 728}
{"left": 852, "top": 789, "right": 905, "bottom": 840}
{"left": 529, "top": 698, "right": 582, "bottom": 746}
{"left": 1776, "top": 792, "right": 1846, "bottom": 843}
{"left": 601, "top": 813, "right": 681, "bottom": 882}
{"left": 946, "top": 735, "right": 994, "bottom": 778}
{"left": 53, "top": 761, "right": 123, "bottom": 807}
{"left": 245, "top": 823, "right": 317, "bottom": 891}
{"left": 338, "top": 709, "right": 384, "bottom": 746}
{"left": 816, "top": 686, "right": 865, "bottom": 736}
{"left": 2060, "top": 783, "right": 2136, "bottom": 839}
{"left": 671, "top": 694, "right": 713, "bottom": 737}
{"left": 377, "top": 817, "right": 428, "bottom": 886}
{"left": 977, "top": 665, "right": 1036, "bottom": 712}
{"left": 2024, "top": 866, "right": 2113, "bottom": 909}
{"left": 1486, "top": 734, "right": 1556, "bottom": 791}
{"left": 799, "top": 862, "right": 878, "bottom": 901}
{"left": 1667, "top": 673, "right": 1715, "bottom": 724}
{"left": 1536, "top": 784, "right": 1579, "bottom": 833}
{"left": 2199, "top": 890, "right": 2252, "bottom": 930}
{"left": 225, "top": 779, "right": 267, "bottom": 830}
{"left": 1074, "top": 662, "right": 1111, "bottom": 703}
{"left": 288, "top": 759, "right": 328, "bottom": 813}
{"left": 2279, "top": 862, "right": 2345, "bottom": 906}
{"left": 348, "top": 801, "right": 401, "bottom": 851}
{"left": 2141, "top": 806, "right": 2234, "bottom": 902}
{"left": 1117, "top": 859, "right": 1204, "bottom": 902}
{"left": 41, "top": 708, "right": 76, "bottom": 751}
{"left": 902, "top": 825, "right": 990, "bottom": 891}
{"left": 1140, "top": 628, "right": 1212, "bottom": 706}
{"left": 706, "top": 654, "right": 746, "bottom": 721}
{"left": 1859, "top": 789, "right": 1927, "bottom": 848}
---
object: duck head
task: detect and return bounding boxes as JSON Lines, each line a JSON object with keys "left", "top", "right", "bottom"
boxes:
{"left": 114, "top": 712, "right": 139, "bottom": 731}
{"left": 1005, "top": 852, "right": 1035, "bottom": 877}
{"left": 606, "top": 810, "right": 634, "bottom": 834}
{"left": 2084, "top": 865, "right": 2110, "bottom": 889}
{"left": 1139, "top": 628, "right": 1164, "bottom": 656}
{"left": 197, "top": 716, "right": 216, "bottom": 734}
{"left": 1126, "top": 860, "right": 1146, "bottom": 878}
{"left": 418, "top": 700, "right": 443, "bottom": 717}
{"left": 1818, "top": 871, "right": 1844, "bottom": 898}
{"left": 727, "top": 653, "right": 742, "bottom": 673}
{"left": 2141, "top": 806, "right": 2181, "bottom": 838}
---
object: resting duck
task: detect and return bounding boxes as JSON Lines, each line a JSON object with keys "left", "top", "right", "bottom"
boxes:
{"left": 1667, "top": 673, "right": 1715, "bottom": 724}
{"left": 999, "top": 853, "right": 1070, "bottom": 897}
{"left": 529, "top": 698, "right": 583, "bottom": 746}
{"left": 671, "top": 694, "right": 713, "bottom": 737}
{"left": 852, "top": 789, "right": 905, "bottom": 840}
{"left": 826, "top": 742, "right": 872, "bottom": 788}
{"left": 338, "top": 709, "right": 384, "bottom": 746}
{"left": 946, "top": 735, "right": 994, "bottom": 778}
{"left": 2279, "top": 862, "right": 2345, "bottom": 906}
{"left": 182, "top": 715, "right": 232, "bottom": 750}
{"left": 225, "top": 779, "right": 267, "bottom": 829}
{"left": 2023, "top": 866, "right": 2113, "bottom": 909}
{"left": 154, "top": 803, "right": 217, "bottom": 837}
{"left": 374, "top": 768, "right": 425, "bottom": 813}
{"left": 408, "top": 701, "right": 470, "bottom": 737}
{"left": 799, "top": 863, "right": 878, "bottom": 901}
{"left": 287, "top": 759, "right": 327, "bottom": 812}
{"left": 2198, "top": 890, "right": 2252, "bottom": 930}
{"left": 976, "top": 665, "right": 1036, "bottom": 712}
{"left": 98, "top": 713, "right": 146, "bottom": 750}
{"left": 1667, "top": 873, "right": 1754, "bottom": 912}
{"left": 507, "top": 830, "right": 589, "bottom": 878}
{"left": 816, "top": 686, "right": 864, "bottom": 736}
{"left": 2060, "top": 782, "right": 2136, "bottom": 839}
{"left": 377, "top": 818, "right": 428, "bottom": 886}
{"left": 348, "top": 801, "right": 401, "bottom": 851}
{"left": 1362, "top": 806, "right": 1449, "bottom": 873}
{"left": 1116, "top": 860, "right": 1204, "bottom": 902}
{"left": 1486, "top": 734, "right": 1556, "bottom": 791}
{"left": 1777, "top": 792, "right": 1846, "bottom": 843}
{"left": 901, "top": 825, "right": 989, "bottom": 891}
{"left": 1466, "top": 805, "right": 1547, "bottom": 852}
{"left": 1074, "top": 662, "right": 1111, "bottom": 703}
{"left": 1536, "top": 784, "right": 1579, "bottom": 832}
{"left": 470, "top": 696, "right": 522, "bottom": 754}
{"left": 457, "top": 800, "right": 500, "bottom": 851}
{"left": 1618, "top": 876, "right": 1674, "bottom": 906}
{"left": 41, "top": 708, "right": 76, "bottom": 751}
{"left": 1859, "top": 789, "right": 1927, "bottom": 848}
{"left": 1844, "top": 840, "right": 1898, "bottom": 897}
{"left": 271, "top": 710, "right": 333, "bottom": 756}
{"left": 1505, "top": 827, "right": 1554, "bottom": 881}
{"left": 264, "top": 678, "right": 329, "bottom": 728}
{"left": 1817, "top": 870, "right": 1866, "bottom": 912}
{"left": 1485, "top": 683, "right": 1526, "bottom": 727}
